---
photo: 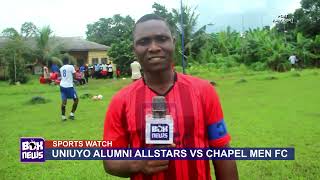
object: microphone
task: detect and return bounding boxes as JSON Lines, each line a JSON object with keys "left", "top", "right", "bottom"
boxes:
{"left": 152, "top": 96, "right": 167, "bottom": 118}
{"left": 145, "top": 96, "right": 173, "bottom": 144}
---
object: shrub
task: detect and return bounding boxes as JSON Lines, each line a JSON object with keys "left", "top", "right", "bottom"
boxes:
{"left": 291, "top": 72, "right": 301, "bottom": 77}
{"left": 1, "top": 39, "right": 32, "bottom": 84}
{"left": 265, "top": 76, "right": 278, "bottom": 80}
{"left": 7, "top": 56, "right": 29, "bottom": 84}
{"left": 250, "top": 62, "right": 267, "bottom": 71}
{"left": 80, "top": 93, "right": 93, "bottom": 99}
{"left": 235, "top": 78, "right": 247, "bottom": 84}
{"left": 28, "top": 96, "right": 50, "bottom": 104}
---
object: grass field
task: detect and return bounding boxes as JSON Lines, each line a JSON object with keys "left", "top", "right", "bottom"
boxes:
{"left": 0, "top": 68, "right": 319, "bottom": 179}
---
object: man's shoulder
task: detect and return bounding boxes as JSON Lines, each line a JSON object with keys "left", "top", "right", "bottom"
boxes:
{"left": 177, "top": 72, "right": 211, "bottom": 88}
{"left": 61, "top": 64, "right": 70, "bottom": 68}
{"left": 67, "top": 65, "right": 75, "bottom": 69}
{"left": 60, "top": 65, "right": 74, "bottom": 71}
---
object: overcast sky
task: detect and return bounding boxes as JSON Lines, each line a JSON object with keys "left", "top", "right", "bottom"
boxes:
{"left": 0, "top": 0, "right": 301, "bottom": 38}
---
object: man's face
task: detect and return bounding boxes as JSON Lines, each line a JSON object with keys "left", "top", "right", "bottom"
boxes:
{"left": 133, "top": 20, "right": 175, "bottom": 72}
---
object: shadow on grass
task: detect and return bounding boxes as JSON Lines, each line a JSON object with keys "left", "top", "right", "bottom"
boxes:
{"left": 27, "top": 96, "right": 51, "bottom": 105}
{"left": 235, "top": 78, "right": 247, "bottom": 84}
{"left": 265, "top": 76, "right": 278, "bottom": 80}
{"left": 291, "top": 72, "right": 301, "bottom": 77}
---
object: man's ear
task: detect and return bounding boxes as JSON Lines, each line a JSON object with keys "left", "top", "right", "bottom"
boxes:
{"left": 132, "top": 42, "right": 137, "bottom": 56}
{"left": 172, "top": 36, "right": 176, "bottom": 45}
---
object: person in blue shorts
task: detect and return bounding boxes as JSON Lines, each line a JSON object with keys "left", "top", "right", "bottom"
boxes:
{"left": 59, "top": 56, "right": 79, "bottom": 121}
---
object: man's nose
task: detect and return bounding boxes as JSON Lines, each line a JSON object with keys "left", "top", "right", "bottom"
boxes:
{"left": 148, "top": 40, "right": 161, "bottom": 52}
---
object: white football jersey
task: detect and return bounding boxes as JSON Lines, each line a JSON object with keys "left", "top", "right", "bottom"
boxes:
{"left": 60, "top": 65, "right": 76, "bottom": 88}
{"left": 130, "top": 61, "right": 141, "bottom": 79}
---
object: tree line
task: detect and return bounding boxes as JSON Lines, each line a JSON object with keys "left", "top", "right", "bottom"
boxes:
{"left": 0, "top": 23, "right": 75, "bottom": 83}
{"left": 0, "top": 0, "right": 319, "bottom": 84}
{"left": 87, "top": 0, "right": 319, "bottom": 74}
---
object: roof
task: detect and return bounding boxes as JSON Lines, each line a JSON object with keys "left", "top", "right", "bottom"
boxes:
{"left": 0, "top": 36, "right": 110, "bottom": 52}
{"left": 53, "top": 37, "right": 109, "bottom": 51}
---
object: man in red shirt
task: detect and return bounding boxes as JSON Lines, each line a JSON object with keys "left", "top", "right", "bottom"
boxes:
{"left": 103, "top": 14, "right": 238, "bottom": 180}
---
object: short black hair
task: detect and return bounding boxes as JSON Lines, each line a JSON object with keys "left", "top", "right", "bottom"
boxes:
{"left": 62, "top": 56, "right": 69, "bottom": 65}
{"left": 133, "top": 14, "right": 173, "bottom": 36}
{"left": 136, "top": 14, "right": 166, "bottom": 24}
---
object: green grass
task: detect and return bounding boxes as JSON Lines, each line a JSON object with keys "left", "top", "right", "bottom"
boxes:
{"left": 0, "top": 69, "right": 319, "bottom": 179}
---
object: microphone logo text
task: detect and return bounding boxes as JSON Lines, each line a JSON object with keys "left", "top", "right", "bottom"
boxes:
{"left": 150, "top": 124, "right": 169, "bottom": 140}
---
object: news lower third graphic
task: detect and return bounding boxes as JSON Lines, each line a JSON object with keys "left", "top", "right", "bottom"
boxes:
{"left": 20, "top": 138, "right": 295, "bottom": 163}
{"left": 20, "top": 137, "right": 45, "bottom": 163}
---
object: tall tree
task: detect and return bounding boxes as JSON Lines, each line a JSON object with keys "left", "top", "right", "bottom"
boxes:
{"left": 86, "top": 14, "right": 135, "bottom": 46}
{"left": 21, "top": 22, "right": 38, "bottom": 39}
{"left": 2, "top": 22, "right": 38, "bottom": 40}
{"left": 2, "top": 28, "right": 20, "bottom": 40}
{"left": 0, "top": 30, "right": 33, "bottom": 83}
{"left": 294, "top": 0, "right": 320, "bottom": 37}
{"left": 172, "top": 5, "right": 209, "bottom": 63}
{"left": 34, "top": 26, "right": 62, "bottom": 66}
{"left": 152, "top": 3, "right": 212, "bottom": 64}
{"left": 152, "top": 3, "right": 177, "bottom": 33}
{"left": 1, "top": 25, "right": 35, "bottom": 83}
{"left": 35, "top": 26, "right": 53, "bottom": 65}
{"left": 86, "top": 14, "right": 135, "bottom": 74}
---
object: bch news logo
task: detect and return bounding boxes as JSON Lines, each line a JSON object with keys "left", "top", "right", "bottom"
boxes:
{"left": 150, "top": 124, "right": 169, "bottom": 140}
{"left": 20, "top": 137, "right": 45, "bottom": 163}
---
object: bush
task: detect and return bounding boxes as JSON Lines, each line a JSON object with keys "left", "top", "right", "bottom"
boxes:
{"left": 28, "top": 96, "right": 50, "bottom": 104}
{"left": 291, "top": 72, "right": 301, "bottom": 77}
{"left": 267, "top": 52, "right": 291, "bottom": 72}
{"left": 239, "top": 64, "right": 249, "bottom": 74}
{"left": 235, "top": 78, "right": 247, "bottom": 84}
{"left": 250, "top": 62, "right": 267, "bottom": 71}
{"left": 7, "top": 56, "right": 29, "bottom": 84}
{"left": 1, "top": 39, "right": 32, "bottom": 84}
{"left": 80, "top": 93, "right": 93, "bottom": 99}
{"left": 215, "top": 54, "right": 239, "bottom": 68}
{"left": 265, "top": 76, "right": 278, "bottom": 80}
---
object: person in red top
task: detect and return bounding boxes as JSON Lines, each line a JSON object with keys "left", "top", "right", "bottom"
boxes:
{"left": 103, "top": 14, "right": 238, "bottom": 180}
{"left": 50, "top": 72, "right": 58, "bottom": 81}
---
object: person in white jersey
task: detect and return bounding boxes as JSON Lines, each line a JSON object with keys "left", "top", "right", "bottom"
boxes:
{"left": 107, "top": 62, "right": 113, "bottom": 79}
{"left": 130, "top": 60, "right": 142, "bottom": 81}
{"left": 288, "top": 54, "right": 298, "bottom": 70}
{"left": 59, "top": 56, "right": 79, "bottom": 121}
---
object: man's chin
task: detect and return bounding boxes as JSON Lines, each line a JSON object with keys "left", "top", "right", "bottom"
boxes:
{"left": 147, "top": 65, "right": 171, "bottom": 73}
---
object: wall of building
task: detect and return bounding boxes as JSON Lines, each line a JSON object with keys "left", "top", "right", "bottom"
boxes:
{"left": 68, "top": 51, "right": 88, "bottom": 66}
{"left": 88, "top": 50, "right": 109, "bottom": 64}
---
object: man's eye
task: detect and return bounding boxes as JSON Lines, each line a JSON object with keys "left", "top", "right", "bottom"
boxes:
{"left": 137, "top": 39, "right": 149, "bottom": 45}
{"left": 156, "top": 36, "right": 168, "bottom": 42}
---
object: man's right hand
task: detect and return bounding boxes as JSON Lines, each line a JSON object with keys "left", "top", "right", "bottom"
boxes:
{"left": 130, "top": 144, "right": 175, "bottom": 175}
{"left": 130, "top": 159, "right": 170, "bottom": 175}
{"left": 104, "top": 144, "right": 175, "bottom": 177}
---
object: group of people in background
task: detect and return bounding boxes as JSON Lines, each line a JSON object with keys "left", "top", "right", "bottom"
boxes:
{"left": 75, "top": 64, "right": 89, "bottom": 85}
{"left": 42, "top": 54, "right": 296, "bottom": 85}
{"left": 89, "top": 63, "right": 114, "bottom": 79}
{"left": 41, "top": 63, "right": 89, "bottom": 86}
{"left": 40, "top": 61, "right": 122, "bottom": 85}
{"left": 40, "top": 64, "right": 60, "bottom": 85}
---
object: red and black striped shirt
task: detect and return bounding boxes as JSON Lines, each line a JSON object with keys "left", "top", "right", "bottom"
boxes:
{"left": 104, "top": 72, "right": 231, "bottom": 180}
